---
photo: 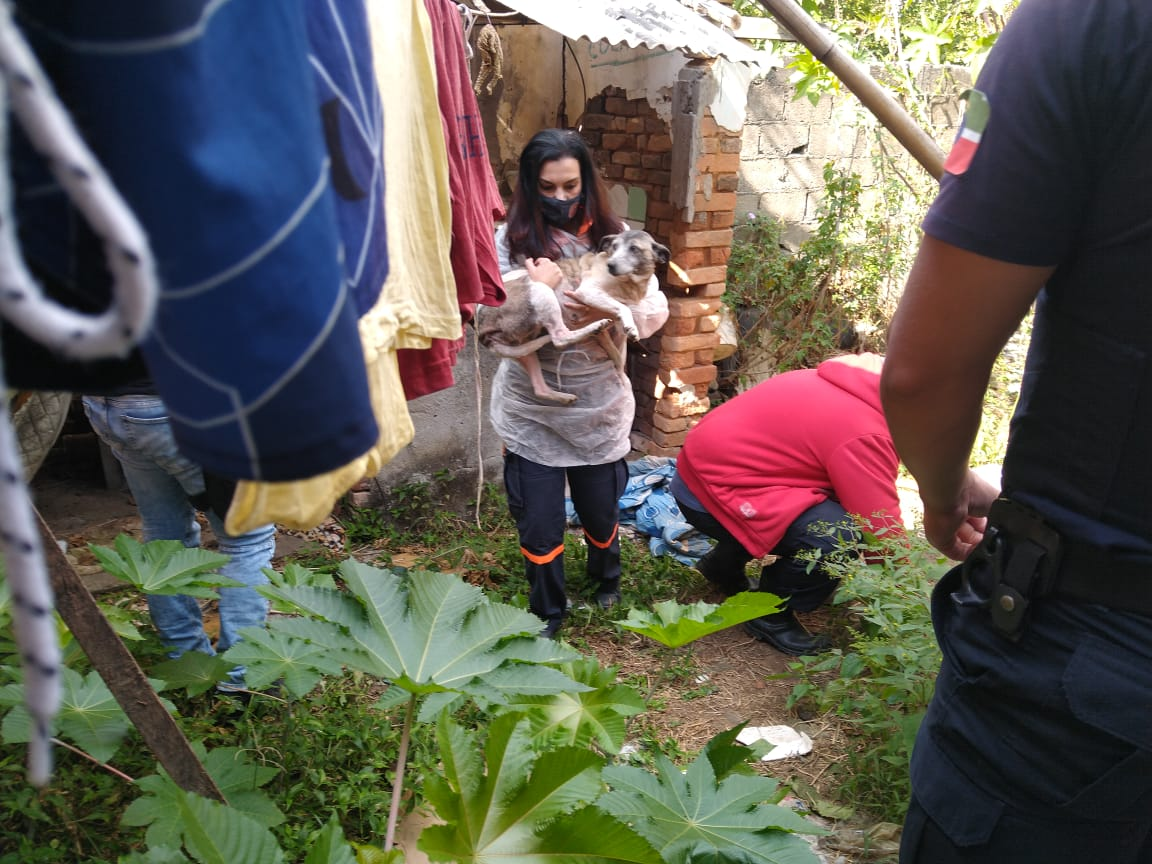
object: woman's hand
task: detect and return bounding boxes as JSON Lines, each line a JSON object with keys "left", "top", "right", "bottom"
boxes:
{"left": 525, "top": 257, "right": 563, "bottom": 289}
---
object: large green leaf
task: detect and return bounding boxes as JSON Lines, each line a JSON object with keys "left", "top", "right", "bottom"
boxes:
{"left": 252, "top": 563, "right": 588, "bottom": 702}
{"left": 223, "top": 627, "right": 345, "bottom": 697}
{"left": 303, "top": 815, "right": 357, "bottom": 864}
{"left": 617, "top": 594, "right": 785, "bottom": 648}
{"left": 420, "top": 711, "right": 661, "bottom": 864}
{"left": 88, "top": 535, "right": 239, "bottom": 597}
{"left": 153, "top": 653, "right": 235, "bottom": 697}
{"left": 505, "top": 657, "right": 646, "bottom": 754}
{"left": 1, "top": 666, "right": 172, "bottom": 763}
{"left": 123, "top": 744, "right": 284, "bottom": 848}
{"left": 118, "top": 848, "right": 192, "bottom": 863}
{"left": 599, "top": 748, "right": 822, "bottom": 864}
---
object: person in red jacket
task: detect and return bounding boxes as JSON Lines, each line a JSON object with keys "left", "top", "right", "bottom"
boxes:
{"left": 670, "top": 353, "right": 902, "bottom": 654}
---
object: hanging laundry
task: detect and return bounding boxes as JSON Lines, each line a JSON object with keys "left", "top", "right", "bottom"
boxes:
{"left": 308, "top": 0, "right": 389, "bottom": 316}
{"left": 11, "top": 2, "right": 377, "bottom": 483}
{"left": 226, "top": 0, "right": 446, "bottom": 534}
{"left": 397, "top": 0, "right": 507, "bottom": 400}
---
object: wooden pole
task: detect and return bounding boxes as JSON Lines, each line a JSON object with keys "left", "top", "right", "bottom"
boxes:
{"left": 753, "top": 0, "right": 946, "bottom": 179}
{"left": 36, "top": 510, "right": 225, "bottom": 802}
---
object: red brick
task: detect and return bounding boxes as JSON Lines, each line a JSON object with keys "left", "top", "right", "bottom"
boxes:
{"left": 661, "top": 316, "right": 698, "bottom": 337}
{"left": 668, "top": 265, "right": 727, "bottom": 287}
{"left": 693, "top": 191, "right": 737, "bottom": 213}
{"left": 670, "top": 249, "right": 706, "bottom": 270}
{"left": 697, "top": 312, "right": 722, "bottom": 332}
{"left": 603, "top": 164, "right": 624, "bottom": 180}
{"left": 659, "top": 364, "right": 717, "bottom": 386}
{"left": 651, "top": 428, "right": 688, "bottom": 449}
{"left": 662, "top": 332, "right": 719, "bottom": 353}
{"left": 641, "top": 153, "right": 664, "bottom": 169}
{"left": 682, "top": 229, "right": 734, "bottom": 249}
{"left": 580, "top": 114, "right": 614, "bottom": 131}
{"left": 700, "top": 115, "right": 720, "bottom": 138}
{"left": 715, "top": 174, "right": 739, "bottom": 193}
{"left": 694, "top": 349, "right": 717, "bottom": 365}
{"left": 648, "top": 134, "right": 673, "bottom": 153}
{"left": 583, "top": 130, "right": 602, "bottom": 147}
{"left": 720, "top": 137, "right": 742, "bottom": 153}
{"left": 611, "top": 151, "right": 641, "bottom": 166}
{"left": 661, "top": 350, "right": 696, "bottom": 368}
{"left": 626, "top": 117, "right": 647, "bottom": 133}
{"left": 701, "top": 137, "right": 718, "bottom": 155}
{"left": 605, "top": 96, "right": 631, "bottom": 114}
{"left": 713, "top": 151, "right": 742, "bottom": 173}
{"left": 647, "top": 200, "right": 674, "bottom": 220}
{"left": 652, "top": 412, "right": 689, "bottom": 434}
{"left": 710, "top": 210, "right": 735, "bottom": 229}
{"left": 623, "top": 167, "right": 647, "bottom": 182}
{"left": 697, "top": 280, "right": 728, "bottom": 298}
{"left": 601, "top": 133, "right": 632, "bottom": 150}
{"left": 711, "top": 246, "right": 732, "bottom": 265}
{"left": 646, "top": 117, "right": 665, "bottom": 133}
{"left": 666, "top": 295, "right": 722, "bottom": 318}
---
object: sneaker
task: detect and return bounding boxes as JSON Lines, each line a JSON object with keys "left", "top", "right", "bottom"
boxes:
{"left": 744, "top": 609, "right": 831, "bottom": 656}
{"left": 595, "top": 591, "right": 621, "bottom": 610}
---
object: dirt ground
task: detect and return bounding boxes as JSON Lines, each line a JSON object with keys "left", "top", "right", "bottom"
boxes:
{"left": 28, "top": 431, "right": 893, "bottom": 863}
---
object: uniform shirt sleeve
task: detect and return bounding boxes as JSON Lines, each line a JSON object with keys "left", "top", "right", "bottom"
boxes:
{"left": 923, "top": 0, "right": 1104, "bottom": 267}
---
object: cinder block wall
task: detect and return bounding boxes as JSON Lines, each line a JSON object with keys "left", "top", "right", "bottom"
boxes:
{"left": 737, "top": 66, "right": 969, "bottom": 239}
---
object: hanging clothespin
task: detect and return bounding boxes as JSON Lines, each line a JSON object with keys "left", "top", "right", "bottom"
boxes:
{"left": 458, "top": 3, "right": 477, "bottom": 60}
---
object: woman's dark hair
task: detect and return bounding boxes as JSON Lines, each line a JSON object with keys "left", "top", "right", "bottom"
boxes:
{"left": 504, "top": 128, "right": 619, "bottom": 261}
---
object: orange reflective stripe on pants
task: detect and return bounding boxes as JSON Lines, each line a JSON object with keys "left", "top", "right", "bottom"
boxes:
{"left": 583, "top": 523, "right": 618, "bottom": 549}
{"left": 521, "top": 543, "right": 565, "bottom": 565}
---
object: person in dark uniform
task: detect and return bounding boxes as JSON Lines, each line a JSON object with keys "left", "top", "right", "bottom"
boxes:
{"left": 488, "top": 130, "right": 669, "bottom": 639}
{"left": 881, "top": 1, "right": 1152, "bottom": 860}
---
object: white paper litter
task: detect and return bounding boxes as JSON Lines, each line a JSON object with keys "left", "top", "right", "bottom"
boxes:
{"left": 736, "top": 725, "right": 813, "bottom": 760}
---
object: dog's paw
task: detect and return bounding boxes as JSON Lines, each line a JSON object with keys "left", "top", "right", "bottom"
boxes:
{"left": 623, "top": 323, "right": 640, "bottom": 341}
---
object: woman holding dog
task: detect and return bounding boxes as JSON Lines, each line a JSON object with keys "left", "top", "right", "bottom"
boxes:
{"left": 491, "top": 128, "right": 669, "bottom": 639}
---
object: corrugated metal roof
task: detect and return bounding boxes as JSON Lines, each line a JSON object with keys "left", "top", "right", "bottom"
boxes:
{"left": 494, "top": 0, "right": 766, "bottom": 64}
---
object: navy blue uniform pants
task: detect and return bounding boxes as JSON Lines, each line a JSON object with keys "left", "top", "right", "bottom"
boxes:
{"left": 503, "top": 451, "right": 626, "bottom": 626}
{"left": 901, "top": 562, "right": 1152, "bottom": 863}
{"left": 676, "top": 498, "right": 856, "bottom": 611}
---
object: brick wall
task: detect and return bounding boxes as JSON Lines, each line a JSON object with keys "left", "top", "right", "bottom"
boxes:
{"left": 580, "top": 85, "right": 735, "bottom": 456}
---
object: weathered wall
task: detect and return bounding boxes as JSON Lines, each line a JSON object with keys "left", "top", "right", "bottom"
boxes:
{"left": 738, "top": 65, "right": 970, "bottom": 244}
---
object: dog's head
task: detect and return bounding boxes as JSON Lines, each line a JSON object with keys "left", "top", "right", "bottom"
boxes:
{"left": 598, "top": 230, "right": 671, "bottom": 282}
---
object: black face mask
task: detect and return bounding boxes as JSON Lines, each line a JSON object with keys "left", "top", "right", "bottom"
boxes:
{"left": 539, "top": 193, "right": 583, "bottom": 227}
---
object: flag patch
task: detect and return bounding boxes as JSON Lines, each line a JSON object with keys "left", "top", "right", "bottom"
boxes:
{"left": 944, "top": 89, "right": 990, "bottom": 176}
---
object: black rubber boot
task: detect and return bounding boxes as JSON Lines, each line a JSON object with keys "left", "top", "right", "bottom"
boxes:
{"left": 744, "top": 609, "right": 831, "bottom": 656}
{"left": 695, "top": 546, "right": 753, "bottom": 596}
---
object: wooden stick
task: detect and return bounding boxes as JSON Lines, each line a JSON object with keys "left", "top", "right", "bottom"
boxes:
{"left": 36, "top": 509, "right": 225, "bottom": 802}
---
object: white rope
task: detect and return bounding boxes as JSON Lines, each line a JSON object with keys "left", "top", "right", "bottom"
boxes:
{"left": 0, "top": 3, "right": 158, "bottom": 786}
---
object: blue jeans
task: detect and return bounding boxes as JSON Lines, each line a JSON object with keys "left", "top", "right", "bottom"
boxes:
{"left": 82, "top": 395, "right": 276, "bottom": 689}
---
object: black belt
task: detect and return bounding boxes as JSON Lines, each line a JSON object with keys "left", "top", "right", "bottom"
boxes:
{"left": 954, "top": 498, "right": 1152, "bottom": 637}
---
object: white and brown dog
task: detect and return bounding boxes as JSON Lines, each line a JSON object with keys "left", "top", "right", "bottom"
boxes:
{"left": 478, "top": 230, "right": 670, "bottom": 404}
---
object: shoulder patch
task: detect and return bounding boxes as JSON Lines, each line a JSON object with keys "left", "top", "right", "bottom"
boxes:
{"left": 943, "top": 89, "right": 990, "bottom": 176}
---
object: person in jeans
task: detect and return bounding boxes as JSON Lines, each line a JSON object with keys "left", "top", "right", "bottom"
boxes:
{"left": 82, "top": 394, "right": 275, "bottom": 692}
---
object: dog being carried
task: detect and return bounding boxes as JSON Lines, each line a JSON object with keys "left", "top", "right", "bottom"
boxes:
{"left": 477, "top": 229, "right": 670, "bottom": 404}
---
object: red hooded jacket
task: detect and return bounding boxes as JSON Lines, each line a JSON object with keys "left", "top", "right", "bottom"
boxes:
{"left": 676, "top": 354, "right": 901, "bottom": 557}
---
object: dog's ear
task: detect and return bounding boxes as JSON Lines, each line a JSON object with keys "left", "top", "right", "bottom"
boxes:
{"left": 653, "top": 241, "right": 671, "bottom": 265}
{"left": 598, "top": 233, "right": 619, "bottom": 253}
